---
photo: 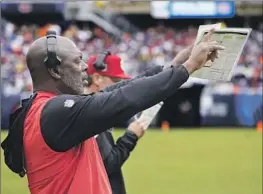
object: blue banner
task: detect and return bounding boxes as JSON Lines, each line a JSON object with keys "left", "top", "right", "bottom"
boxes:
{"left": 234, "top": 95, "right": 262, "bottom": 126}
{"left": 201, "top": 93, "right": 262, "bottom": 127}
{"left": 151, "top": 1, "right": 235, "bottom": 19}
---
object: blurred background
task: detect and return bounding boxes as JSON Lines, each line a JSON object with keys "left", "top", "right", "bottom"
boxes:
{"left": 1, "top": 1, "right": 262, "bottom": 194}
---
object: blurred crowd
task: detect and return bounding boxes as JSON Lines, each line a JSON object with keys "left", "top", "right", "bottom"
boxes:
{"left": 1, "top": 19, "right": 262, "bottom": 98}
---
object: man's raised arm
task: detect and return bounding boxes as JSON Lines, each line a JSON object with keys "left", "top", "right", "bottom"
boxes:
{"left": 40, "top": 40, "right": 225, "bottom": 152}
{"left": 40, "top": 65, "right": 188, "bottom": 152}
{"left": 102, "top": 65, "right": 163, "bottom": 92}
{"left": 102, "top": 44, "right": 194, "bottom": 93}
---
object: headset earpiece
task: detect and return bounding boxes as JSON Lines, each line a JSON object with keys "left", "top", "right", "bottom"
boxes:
{"left": 93, "top": 51, "right": 111, "bottom": 71}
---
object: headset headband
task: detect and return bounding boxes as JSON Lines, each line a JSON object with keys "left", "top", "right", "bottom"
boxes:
{"left": 44, "top": 31, "right": 61, "bottom": 68}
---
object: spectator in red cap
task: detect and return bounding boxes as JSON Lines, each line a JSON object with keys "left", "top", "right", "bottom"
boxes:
{"left": 85, "top": 54, "right": 147, "bottom": 194}
{"left": 86, "top": 54, "right": 131, "bottom": 93}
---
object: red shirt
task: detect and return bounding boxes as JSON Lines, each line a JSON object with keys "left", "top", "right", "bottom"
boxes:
{"left": 23, "top": 92, "right": 112, "bottom": 194}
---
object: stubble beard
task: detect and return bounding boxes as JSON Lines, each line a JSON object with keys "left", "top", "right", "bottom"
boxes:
{"left": 62, "top": 74, "right": 84, "bottom": 95}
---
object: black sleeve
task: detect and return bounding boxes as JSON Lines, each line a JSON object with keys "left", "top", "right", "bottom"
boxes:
{"left": 40, "top": 65, "right": 189, "bottom": 152}
{"left": 102, "top": 131, "right": 138, "bottom": 175}
{"left": 103, "top": 65, "right": 163, "bottom": 92}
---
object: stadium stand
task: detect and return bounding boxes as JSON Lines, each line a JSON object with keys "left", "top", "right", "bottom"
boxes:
{"left": 1, "top": 20, "right": 262, "bottom": 98}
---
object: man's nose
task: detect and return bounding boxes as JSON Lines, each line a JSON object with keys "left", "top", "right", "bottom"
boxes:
{"left": 81, "top": 62, "right": 87, "bottom": 72}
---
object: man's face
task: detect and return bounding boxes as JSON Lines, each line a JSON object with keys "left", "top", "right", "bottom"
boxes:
{"left": 89, "top": 73, "right": 122, "bottom": 92}
{"left": 93, "top": 74, "right": 116, "bottom": 91}
{"left": 57, "top": 44, "right": 87, "bottom": 95}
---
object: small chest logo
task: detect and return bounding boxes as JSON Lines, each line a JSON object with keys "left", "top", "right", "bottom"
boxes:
{"left": 64, "top": 99, "right": 75, "bottom": 108}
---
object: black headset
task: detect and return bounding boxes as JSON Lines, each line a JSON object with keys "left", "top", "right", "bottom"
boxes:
{"left": 44, "top": 31, "right": 61, "bottom": 69}
{"left": 44, "top": 31, "right": 110, "bottom": 73}
{"left": 92, "top": 50, "right": 111, "bottom": 71}
{"left": 84, "top": 50, "right": 111, "bottom": 86}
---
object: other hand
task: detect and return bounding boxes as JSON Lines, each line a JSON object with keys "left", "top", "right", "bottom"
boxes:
{"left": 127, "top": 119, "right": 147, "bottom": 139}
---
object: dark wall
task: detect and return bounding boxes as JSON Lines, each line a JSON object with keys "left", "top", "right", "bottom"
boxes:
{"left": 157, "top": 85, "right": 205, "bottom": 128}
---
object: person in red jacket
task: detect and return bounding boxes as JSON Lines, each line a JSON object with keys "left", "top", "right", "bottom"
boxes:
{"left": 2, "top": 29, "right": 224, "bottom": 194}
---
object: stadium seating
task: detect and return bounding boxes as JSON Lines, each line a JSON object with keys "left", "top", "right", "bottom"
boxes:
{"left": 1, "top": 21, "right": 262, "bottom": 99}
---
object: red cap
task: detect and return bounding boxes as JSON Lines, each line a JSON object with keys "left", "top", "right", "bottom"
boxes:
{"left": 87, "top": 55, "right": 131, "bottom": 79}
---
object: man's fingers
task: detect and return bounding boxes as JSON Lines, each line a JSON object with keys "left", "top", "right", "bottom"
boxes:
{"left": 209, "top": 45, "right": 225, "bottom": 51}
{"left": 216, "top": 51, "right": 219, "bottom": 58}
{"left": 137, "top": 119, "right": 148, "bottom": 129}
{"left": 210, "top": 50, "right": 218, "bottom": 58}
{"left": 138, "top": 119, "right": 147, "bottom": 126}
{"left": 207, "top": 41, "right": 225, "bottom": 52}
{"left": 208, "top": 51, "right": 217, "bottom": 62}
{"left": 206, "top": 28, "right": 215, "bottom": 40}
{"left": 202, "top": 28, "right": 215, "bottom": 42}
{"left": 207, "top": 40, "right": 221, "bottom": 45}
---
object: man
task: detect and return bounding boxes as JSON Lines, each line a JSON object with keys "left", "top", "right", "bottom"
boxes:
{"left": 1, "top": 30, "right": 224, "bottom": 194}
{"left": 85, "top": 54, "right": 148, "bottom": 194}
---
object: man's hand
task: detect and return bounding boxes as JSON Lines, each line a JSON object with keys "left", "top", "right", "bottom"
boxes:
{"left": 127, "top": 119, "right": 147, "bottom": 139}
{"left": 182, "top": 29, "right": 225, "bottom": 74}
{"left": 171, "top": 28, "right": 219, "bottom": 67}
{"left": 200, "top": 28, "right": 220, "bottom": 63}
{"left": 172, "top": 45, "right": 194, "bottom": 65}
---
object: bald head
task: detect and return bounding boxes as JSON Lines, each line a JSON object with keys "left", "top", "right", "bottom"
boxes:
{"left": 26, "top": 35, "right": 86, "bottom": 95}
{"left": 26, "top": 36, "right": 77, "bottom": 73}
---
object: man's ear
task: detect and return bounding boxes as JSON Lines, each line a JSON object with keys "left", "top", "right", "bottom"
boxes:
{"left": 47, "top": 67, "right": 61, "bottom": 80}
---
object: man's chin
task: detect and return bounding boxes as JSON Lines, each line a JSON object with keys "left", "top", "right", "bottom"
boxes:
{"left": 59, "top": 84, "right": 83, "bottom": 95}
{"left": 75, "top": 87, "right": 84, "bottom": 95}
